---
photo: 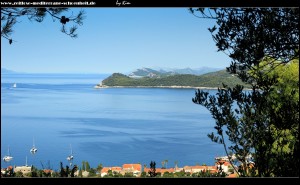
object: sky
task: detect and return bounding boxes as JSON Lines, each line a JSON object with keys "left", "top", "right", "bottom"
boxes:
{"left": 1, "top": 8, "right": 232, "bottom": 74}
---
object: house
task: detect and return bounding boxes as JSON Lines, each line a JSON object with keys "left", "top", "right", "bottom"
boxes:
{"left": 122, "top": 164, "right": 141, "bottom": 177}
{"left": 174, "top": 167, "right": 184, "bottom": 173}
{"left": 100, "top": 166, "right": 122, "bottom": 177}
{"left": 43, "top": 169, "right": 53, "bottom": 176}
{"left": 1, "top": 169, "right": 6, "bottom": 176}
{"left": 74, "top": 170, "right": 90, "bottom": 177}
{"left": 206, "top": 166, "right": 218, "bottom": 174}
{"left": 183, "top": 165, "right": 218, "bottom": 174}
{"left": 183, "top": 166, "right": 193, "bottom": 173}
{"left": 215, "top": 160, "right": 233, "bottom": 174}
{"left": 156, "top": 168, "right": 175, "bottom": 176}
{"left": 100, "top": 167, "right": 110, "bottom": 177}
{"left": 1, "top": 166, "right": 13, "bottom": 176}
{"left": 82, "top": 170, "right": 89, "bottom": 177}
{"left": 190, "top": 165, "right": 207, "bottom": 173}
{"left": 143, "top": 167, "right": 175, "bottom": 176}
{"left": 14, "top": 165, "right": 32, "bottom": 175}
{"left": 183, "top": 165, "right": 205, "bottom": 173}
{"left": 111, "top": 166, "right": 122, "bottom": 173}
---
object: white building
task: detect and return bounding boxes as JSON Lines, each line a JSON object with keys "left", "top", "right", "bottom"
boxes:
{"left": 14, "top": 165, "right": 32, "bottom": 175}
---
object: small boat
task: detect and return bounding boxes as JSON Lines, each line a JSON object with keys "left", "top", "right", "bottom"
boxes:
{"left": 12, "top": 83, "right": 17, "bottom": 88}
{"left": 3, "top": 146, "right": 13, "bottom": 162}
{"left": 30, "top": 147, "right": 37, "bottom": 154}
{"left": 3, "top": 155, "right": 13, "bottom": 162}
{"left": 30, "top": 137, "right": 38, "bottom": 154}
{"left": 66, "top": 144, "right": 74, "bottom": 161}
{"left": 66, "top": 155, "right": 74, "bottom": 161}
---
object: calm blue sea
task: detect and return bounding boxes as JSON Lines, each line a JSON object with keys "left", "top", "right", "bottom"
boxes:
{"left": 1, "top": 73, "right": 224, "bottom": 170}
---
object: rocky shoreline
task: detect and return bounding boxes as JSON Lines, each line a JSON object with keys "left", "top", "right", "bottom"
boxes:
{"left": 94, "top": 84, "right": 221, "bottom": 90}
{"left": 94, "top": 84, "right": 253, "bottom": 90}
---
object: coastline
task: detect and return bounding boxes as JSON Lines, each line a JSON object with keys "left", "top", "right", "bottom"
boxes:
{"left": 94, "top": 85, "right": 218, "bottom": 89}
{"left": 94, "top": 85, "right": 252, "bottom": 90}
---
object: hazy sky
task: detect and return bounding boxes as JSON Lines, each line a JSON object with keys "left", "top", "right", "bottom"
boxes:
{"left": 1, "top": 8, "right": 232, "bottom": 74}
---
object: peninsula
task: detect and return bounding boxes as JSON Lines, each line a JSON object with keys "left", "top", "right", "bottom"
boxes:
{"left": 94, "top": 68, "right": 250, "bottom": 89}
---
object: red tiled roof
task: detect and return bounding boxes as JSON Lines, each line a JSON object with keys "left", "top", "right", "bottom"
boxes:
{"left": 223, "top": 162, "right": 231, "bottom": 166}
{"left": 143, "top": 167, "right": 150, "bottom": 172}
{"left": 207, "top": 166, "right": 218, "bottom": 171}
{"left": 43, "top": 169, "right": 52, "bottom": 174}
{"left": 215, "top": 161, "right": 232, "bottom": 166}
{"left": 192, "top": 165, "right": 207, "bottom": 169}
{"left": 143, "top": 167, "right": 175, "bottom": 173}
{"left": 101, "top": 167, "right": 111, "bottom": 173}
{"left": 216, "top": 160, "right": 227, "bottom": 163}
{"left": 183, "top": 166, "right": 191, "bottom": 170}
{"left": 156, "top": 168, "right": 175, "bottom": 173}
{"left": 111, "top": 167, "right": 122, "bottom": 171}
{"left": 122, "top": 164, "right": 141, "bottom": 171}
{"left": 123, "top": 164, "right": 132, "bottom": 169}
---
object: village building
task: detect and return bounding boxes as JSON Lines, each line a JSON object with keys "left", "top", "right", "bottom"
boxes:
{"left": 100, "top": 166, "right": 122, "bottom": 177}
{"left": 183, "top": 165, "right": 218, "bottom": 174}
{"left": 74, "top": 170, "right": 90, "bottom": 177}
{"left": 1, "top": 166, "right": 13, "bottom": 176}
{"left": 215, "top": 160, "right": 234, "bottom": 174}
{"left": 121, "top": 164, "right": 141, "bottom": 177}
{"left": 13, "top": 165, "right": 32, "bottom": 175}
{"left": 143, "top": 167, "right": 175, "bottom": 176}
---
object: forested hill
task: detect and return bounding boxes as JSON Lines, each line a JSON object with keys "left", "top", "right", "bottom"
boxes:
{"left": 98, "top": 70, "right": 251, "bottom": 88}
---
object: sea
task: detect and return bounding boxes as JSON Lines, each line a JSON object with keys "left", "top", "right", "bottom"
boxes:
{"left": 1, "top": 73, "right": 225, "bottom": 170}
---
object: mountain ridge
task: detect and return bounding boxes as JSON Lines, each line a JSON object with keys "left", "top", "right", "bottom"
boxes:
{"left": 128, "top": 67, "right": 222, "bottom": 78}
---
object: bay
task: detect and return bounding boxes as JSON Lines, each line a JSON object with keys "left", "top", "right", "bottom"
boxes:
{"left": 1, "top": 73, "right": 224, "bottom": 170}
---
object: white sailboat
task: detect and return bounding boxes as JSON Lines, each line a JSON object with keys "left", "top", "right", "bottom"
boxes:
{"left": 67, "top": 144, "right": 74, "bottom": 166}
{"left": 12, "top": 83, "right": 17, "bottom": 88}
{"left": 3, "top": 146, "right": 13, "bottom": 162}
{"left": 30, "top": 137, "right": 37, "bottom": 154}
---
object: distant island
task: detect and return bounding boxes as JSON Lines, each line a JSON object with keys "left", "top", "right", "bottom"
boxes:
{"left": 95, "top": 68, "right": 251, "bottom": 89}
{"left": 1, "top": 68, "right": 17, "bottom": 74}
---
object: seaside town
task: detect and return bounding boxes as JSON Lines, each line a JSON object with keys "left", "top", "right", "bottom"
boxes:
{"left": 1, "top": 153, "right": 255, "bottom": 178}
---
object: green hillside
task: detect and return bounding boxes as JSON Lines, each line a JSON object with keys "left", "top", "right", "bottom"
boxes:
{"left": 100, "top": 70, "right": 250, "bottom": 88}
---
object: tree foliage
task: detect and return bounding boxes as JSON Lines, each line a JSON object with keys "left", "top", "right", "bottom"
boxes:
{"left": 1, "top": 8, "right": 85, "bottom": 44}
{"left": 101, "top": 71, "right": 250, "bottom": 88}
{"left": 189, "top": 8, "right": 298, "bottom": 77}
{"left": 59, "top": 162, "right": 78, "bottom": 177}
{"left": 148, "top": 161, "right": 157, "bottom": 177}
{"left": 190, "top": 8, "right": 299, "bottom": 177}
{"left": 96, "top": 163, "right": 103, "bottom": 175}
{"left": 85, "top": 161, "right": 90, "bottom": 171}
